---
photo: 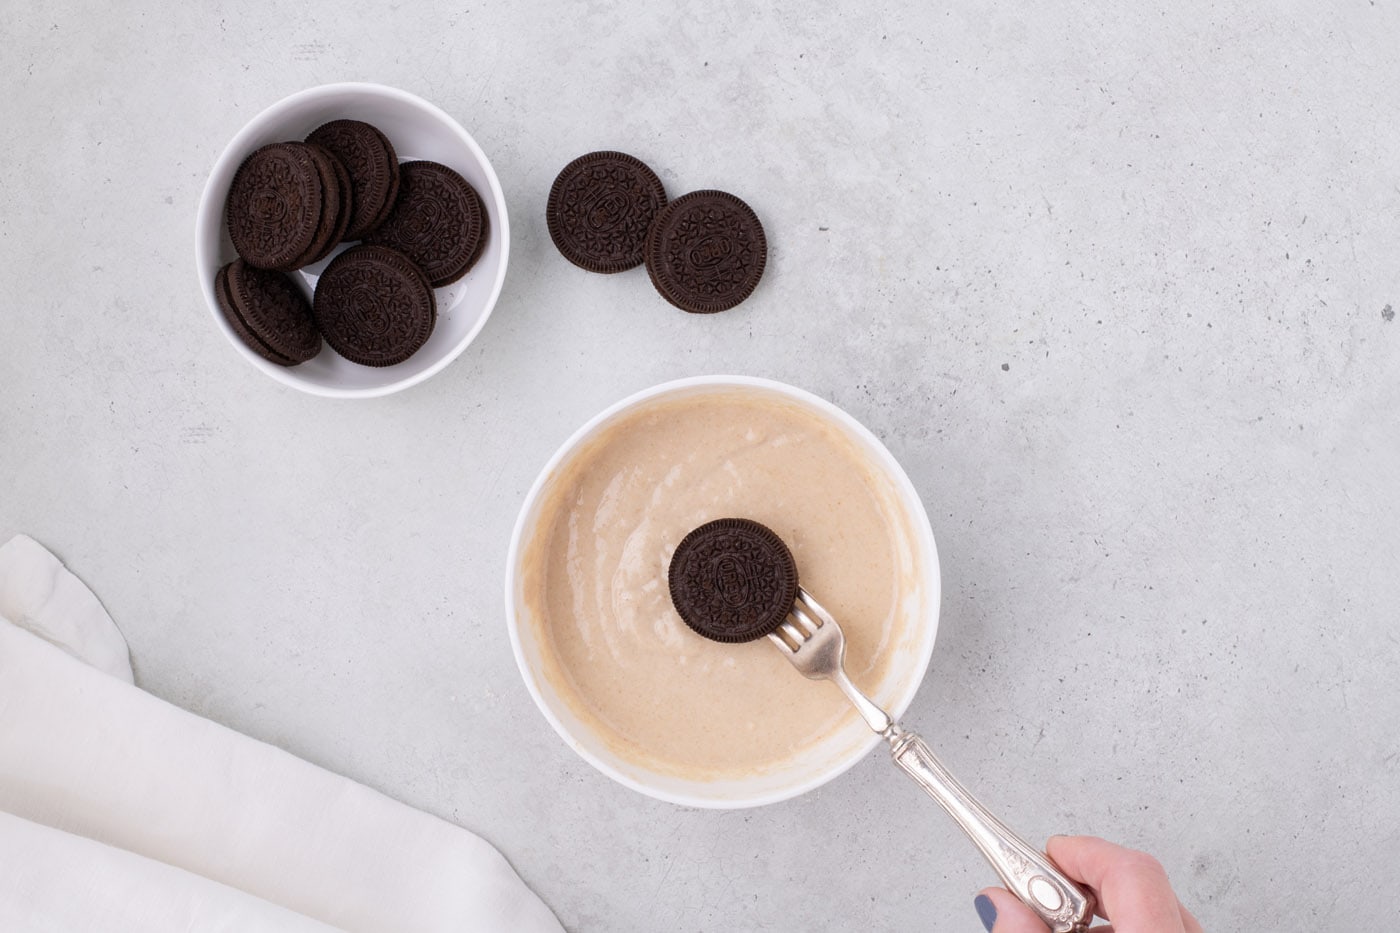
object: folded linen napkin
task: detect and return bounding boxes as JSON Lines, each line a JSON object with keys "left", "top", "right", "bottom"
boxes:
{"left": 0, "top": 810, "right": 344, "bottom": 932}
{"left": 0, "top": 535, "right": 564, "bottom": 933}
{"left": 0, "top": 534, "right": 131, "bottom": 681}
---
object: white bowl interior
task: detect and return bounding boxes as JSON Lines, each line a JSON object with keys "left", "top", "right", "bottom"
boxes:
{"left": 194, "top": 83, "right": 509, "bottom": 398}
{"left": 505, "top": 376, "right": 941, "bottom": 808}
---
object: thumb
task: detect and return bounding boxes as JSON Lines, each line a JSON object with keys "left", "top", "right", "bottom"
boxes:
{"left": 975, "top": 887, "right": 1051, "bottom": 933}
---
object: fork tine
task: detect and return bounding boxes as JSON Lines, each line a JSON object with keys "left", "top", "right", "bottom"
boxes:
{"left": 795, "top": 587, "right": 836, "bottom": 627}
{"left": 767, "top": 587, "right": 897, "bottom": 736}
{"left": 789, "top": 603, "right": 821, "bottom": 636}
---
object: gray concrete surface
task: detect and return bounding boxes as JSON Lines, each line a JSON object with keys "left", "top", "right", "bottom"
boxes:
{"left": 3, "top": 1, "right": 1398, "bottom": 929}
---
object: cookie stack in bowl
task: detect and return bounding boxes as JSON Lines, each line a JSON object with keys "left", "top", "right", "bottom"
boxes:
{"left": 217, "top": 119, "right": 487, "bottom": 368}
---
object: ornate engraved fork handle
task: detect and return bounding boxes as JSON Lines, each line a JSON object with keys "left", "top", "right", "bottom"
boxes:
{"left": 887, "top": 728, "right": 1095, "bottom": 933}
{"left": 768, "top": 588, "right": 1093, "bottom": 930}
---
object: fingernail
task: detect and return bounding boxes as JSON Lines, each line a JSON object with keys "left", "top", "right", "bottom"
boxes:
{"left": 974, "top": 893, "right": 996, "bottom": 932}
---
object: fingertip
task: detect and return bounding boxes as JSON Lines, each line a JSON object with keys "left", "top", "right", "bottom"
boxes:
{"left": 1047, "top": 833, "right": 1102, "bottom": 850}
{"left": 977, "top": 886, "right": 1052, "bottom": 933}
{"left": 1044, "top": 834, "right": 1075, "bottom": 867}
{"left": 1045, "top": 833, "right": 1114, "bottom": 868}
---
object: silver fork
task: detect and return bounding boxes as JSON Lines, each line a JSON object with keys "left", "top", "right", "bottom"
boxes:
{"left": 771, "top": 587, "right": 1095, "bottom": 933}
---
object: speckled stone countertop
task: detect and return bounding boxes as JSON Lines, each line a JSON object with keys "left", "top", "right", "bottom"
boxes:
{"left": 3, "top": 2, "right": 1397, "bottom": 928}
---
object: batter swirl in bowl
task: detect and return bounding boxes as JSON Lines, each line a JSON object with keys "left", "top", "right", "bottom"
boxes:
{"left": 518, "top": 387, "right": 928, "bottom": 781}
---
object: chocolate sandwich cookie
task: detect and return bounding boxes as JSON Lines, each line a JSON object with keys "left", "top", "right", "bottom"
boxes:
{"left": 215, "top": 264, "right": 292, "bottom": 366}
{"left": 318, "top": 143, "right": 354, "bottom": 256}
{"left": 305, "top": 119, "right": 401, "bottom": 241}
{"left": 645, "top": 190, "right": 767, "bottom": 313}
{"left": 364, "top": 160, "right": 486, "bottom": 287}
{"left": 214, "top": 259, "right": 320, "bottom": 366}
{"left": 312, "top": 245, "right": 436, "bottom": 367}
{"left": 547, "top": 151, "right": 667, "bottom": 273}
{"left": 293, "top": 143, "right": 349, "bottom": 268}
{"left": 225, "top": 142, "right": 328, "bottom": 271}
{"left": 668, "top": 518, "right": 798, "bottom": 643}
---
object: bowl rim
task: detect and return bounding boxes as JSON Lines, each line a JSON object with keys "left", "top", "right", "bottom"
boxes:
{"left": 193, "top": 81, "right": 510, "bottom": 399}
{"left": 503, "top": 374, "right": 941, "bottom": 808}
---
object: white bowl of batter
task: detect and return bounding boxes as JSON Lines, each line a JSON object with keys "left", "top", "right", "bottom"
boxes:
{"left": 505, "top": 376, "right": 941, "bottom": 808}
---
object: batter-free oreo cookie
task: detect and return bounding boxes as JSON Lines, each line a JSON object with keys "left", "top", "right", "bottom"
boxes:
{"left": 645, "top": 190, "right": 767, "bottom": 313}
{"left": 547, "top": 151, "right": 667, "bottom": 273}
{"left": 305, "top": 119, "right": 401, "bottom": 241}
{"left": 364, "top": 160, "right": 486, "bottom": 287}
{"left": 312, "top": 244, "right": 436, "bottom": 367}
{"left": 226, "top": 143, "right": 326, "bottom": 271}
{"left": 214, "top": 259, "right": 320, "bottom": 366}
{"left": 320, "top": 144, "right": 354, "bottom": 254}
{"left": 293, "top": 143, "right": 349, "bottom": 268}
{"left": 668, "top": 518, "right": 799, "bottom": 643}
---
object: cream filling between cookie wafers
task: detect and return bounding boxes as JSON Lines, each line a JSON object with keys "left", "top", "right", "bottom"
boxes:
{"left": 521, "top": 391, "right": 921, "bottom": 780}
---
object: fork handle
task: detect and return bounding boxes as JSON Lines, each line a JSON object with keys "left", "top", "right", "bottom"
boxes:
{"left": 887, "top": 728, "right": 1094, "bottom": 933}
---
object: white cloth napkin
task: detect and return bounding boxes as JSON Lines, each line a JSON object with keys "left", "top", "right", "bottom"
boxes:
{"left": 0, "top": 810, "right": 344, "bottom": 933}
{"left": 0, "top": 535, "right": 564, "bottom": 933}
{"left": 0, "top": 534, "right": 132, "bottom": 681}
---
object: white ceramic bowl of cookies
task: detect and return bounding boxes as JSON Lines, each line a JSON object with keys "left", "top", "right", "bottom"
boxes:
{"left": 505, "top": 376, "right": 941, "bottom": 808}
{"left": 194, "top": 82, "right": 509, "bottom": 398}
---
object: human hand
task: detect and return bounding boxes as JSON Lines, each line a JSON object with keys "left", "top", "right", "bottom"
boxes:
{"left": 973, "top": 835, "right": 1202, "bottom": 932}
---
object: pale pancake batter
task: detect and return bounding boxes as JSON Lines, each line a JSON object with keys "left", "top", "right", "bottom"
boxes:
{"left": 521, "top": 390, "right": 919, "bottom": 779}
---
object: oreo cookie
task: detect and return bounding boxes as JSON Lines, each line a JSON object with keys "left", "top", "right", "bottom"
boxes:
{"left": 214, "top": 259, "right": 320, "bottom": 366}
{"left": 645, "top": 190, "right": 767, "bottom": 313}
{"left": 547, "top": 151, "right": 667, "bottom": 273}
{"left": 320, "top": 143, "right": 355, "bottom": 255}
{"left": 667, "top": 518, "right": 798, "bottom": 643}
{"left": 293, "top": 143, "right": 349, "bottom": 268}
{"left": 364, "top": 160, "right": 486, "bottom": 287}
{"left": 312, "top": 244, "right": 436, "bottom": 367}
{"left": 305, "top": 119, "right": 401, "bottom": 241}
{"left": 225, "top": 143, "right": 326, "bottom": 271}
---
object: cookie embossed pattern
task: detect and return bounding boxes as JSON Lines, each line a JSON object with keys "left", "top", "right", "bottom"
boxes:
{"left": 195, "top": 83, "right": 509, "bottom": 398}
{"left": 668, "top": 518, "right": 799, "bottom": 644}
{"left": 645, "top": 190, "right": 766, "bottom": 313}
{"left": 215, "top": 260, "right": 321, "bottom": 366}
{"left": 313, "top": 245, "right": 437, "bottom": 368}
{"left": 225, "top": 144, "right": 326, "bottom": 271}
{"left": 305, "top": 119, "right": 401, "bottom": 240}
{"left": 547, "top": 151, "right": 667, "bottom": 273}
{"left": 365, "top": 161, "right": 487, "bottom": 287}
